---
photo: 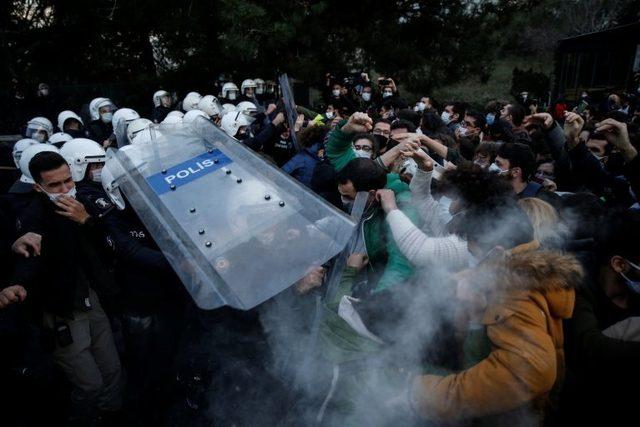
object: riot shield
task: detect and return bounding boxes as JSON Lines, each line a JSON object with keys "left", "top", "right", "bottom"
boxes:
{"left": 114, "top": 119, "right": 129, "bottom": 148}
{"left": 106, "top": 117, "right": 356, "bottom": 310}
{"left": 277, "top": 74, "right": 301, "bottom": 152}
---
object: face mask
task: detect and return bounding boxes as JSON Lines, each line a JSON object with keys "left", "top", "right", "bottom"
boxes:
{"left": 341, "top": 195, "right": 353, "bottom": 212}
{"left": 621, "top": 259, "right": 640, "bottom": 294}
{"left": 34, "top": 132, "right": 47, "bottom": 143}
{"left": 101, "top": 112, "right": 113, "bottom": 123}
{"left": 90, "top": 167, "right": 103, "bottom": 183}
{"left": 326, "top": 111, "right": 334, "bottom": 119}
{"left": 473, "top": 159, "right": 488, "bottom": 169}
{"left": 441, "top": 111, "right": 452, "bottom": 125}
{"left": 382, "top": 91, "right": 393, "bottom": 98}
{"left": 373, "top": 134, "right": 388, "bottom": 151}
{"left": 417, "top": 102, "right": 426, "bottom": 111}
{"left": 458, "top": 126, "right": 468, "bottom": 137}
{"left": 535, "top": 171, "right": 556, "bottom": 182}
{"left": 332, "top": 89, "right": 341, "bottom": 98}
{"left": 228, "top": 92, "right": 237, "bottom": 101}
{"left": 40, "top": 185, "right": 76, "bottom": 202}
{"left": 488, "top": 162, "right": 503, "bottom": 174}
{"left": 485, "top": 113, "right": 495, "bottom": 126}
{"left": 362, "top": 92, "right": 371, "bottom": 102}
{"left": 353, "top": 148, "right": 373, "bottom": 159}
{"left": 256, "top": 87, "right": 264, "bottom": 95}
{"left": 40, "top": 89, "right": 49, "bottom": 97}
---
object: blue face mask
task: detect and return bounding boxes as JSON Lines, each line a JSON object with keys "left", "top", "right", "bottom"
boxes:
{"left": 486, "top": 113, "right": 495, "bottom": 126}
{"left": 621, "top": 258, "right": 640, "bottom": 294}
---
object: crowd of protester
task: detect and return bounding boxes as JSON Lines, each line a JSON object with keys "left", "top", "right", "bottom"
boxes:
{"left": 1, "top": 72, "right": 640, "bottom": 427}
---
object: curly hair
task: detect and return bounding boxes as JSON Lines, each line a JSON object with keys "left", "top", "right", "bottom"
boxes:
{"left": 298, "top": 124, "right": 330, "bottom": 148}
{"left": 437, "top": 163, "right": 513, "bottom": 209}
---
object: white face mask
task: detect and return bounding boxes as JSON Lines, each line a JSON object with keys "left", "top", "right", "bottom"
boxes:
{"left": 256, "top": 87, "right": 264, "bottom": 95}
{"left": 228, "top": 91, "right": 237, "bottom": 101}
{"left": 353, "top": 148, "right": 373, "bottom": 159}
{"left": 417, "top": 101, "right": 426, "bottom": 111}
{"left": 341, "top": 195, "right": 353, "bottom": 212}
{"left": 101, "top": 112, "right": 113, "bottom": 123}
{"left": 494, "top": 164, "right": 511, "bottom": 177}
{"left": 34, "top": 132, "right": 47, "bottom": 143}
{"left": 326, "top": 111, "right": 334, "bottom": 119}
{"left": 488, "top": 162, "right": 503, "bottom": 174}
{"left": 458, "top": 126, "right": 468, "bottom": 137}
{"left": 441, "top": 111, "right": 452, "bottom": 125}
{"left": 332, "top": 89, "right": 341, "bottom": 97}
{"left": 382, "top": 91, "right": 393, "bottom": 98}
{"left": 40, "top": 89, "right": 49, "bottom": 97}
{"left": 90, "top": 167, "right": 103, "bottom": 183}
{"left": 473, "top": 159, "right": 488, "bottom": 169}
{"left": 40, "top": 185, "right": 77, "bottom": 202}
{"left": 362, "top": 92, "right": 371, "bottom": 102}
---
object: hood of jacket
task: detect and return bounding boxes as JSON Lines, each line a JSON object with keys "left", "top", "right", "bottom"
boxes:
{"left": 478, "top": 241, "right": 584, "bottom": 319}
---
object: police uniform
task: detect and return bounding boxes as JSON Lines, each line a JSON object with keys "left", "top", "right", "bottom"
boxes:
{"left": 1, "top": 180, "right": 37, "bottom": 238}
{"left": 77, "top": 182, "right": 186, "bottom": 416}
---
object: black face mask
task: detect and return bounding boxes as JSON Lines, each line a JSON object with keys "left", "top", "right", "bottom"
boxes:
{"left": 373, "top": 134, "right": 388, "bottom": 152}
{"left": 66, "top": 128, "right": 84, "bottom": 138}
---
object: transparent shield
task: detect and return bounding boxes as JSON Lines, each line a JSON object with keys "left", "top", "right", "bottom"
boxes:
{"left": 106, "top": 117, "right": 356, "bottom": 310}
{"left": 277, "top": 74, "right": 300, "bottom": 152}
{"left": 114, "top": 119, "right": 129, "bottom": 148}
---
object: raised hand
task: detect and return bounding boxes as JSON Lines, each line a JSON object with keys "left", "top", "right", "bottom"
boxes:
{"left": 342, "top": 112, "right": 373, "bottom": 134}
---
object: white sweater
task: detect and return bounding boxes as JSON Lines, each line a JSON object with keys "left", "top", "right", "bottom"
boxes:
{"left": 386, "top": 168, "right": 470, "bottom": 271}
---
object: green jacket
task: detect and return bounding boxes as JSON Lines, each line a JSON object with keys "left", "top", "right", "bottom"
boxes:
{"left": 326, "top": 121, "right": 418, "bottom": 293}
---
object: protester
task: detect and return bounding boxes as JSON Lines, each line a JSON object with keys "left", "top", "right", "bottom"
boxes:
{"left": 561, "top": 209, "right": 640, "bottom": 425}
{"left": 409, "top": 196, "right": 583, "bottom": 424}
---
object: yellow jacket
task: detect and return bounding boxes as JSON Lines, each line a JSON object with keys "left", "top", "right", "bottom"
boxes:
{"left": 410, "top": 242, "right": 584, "bottom": 421}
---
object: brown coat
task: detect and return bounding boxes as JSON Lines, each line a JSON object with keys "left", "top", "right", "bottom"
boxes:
{"left": 410, "top": 242, "right": 584, "bottom": 422}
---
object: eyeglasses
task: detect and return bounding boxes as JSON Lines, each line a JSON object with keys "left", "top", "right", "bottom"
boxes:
{"left": 353, "top": 144, "right": 372, "bottom": 152}
{"left": 373, "top": 129, "right": 390, "bottom": 137}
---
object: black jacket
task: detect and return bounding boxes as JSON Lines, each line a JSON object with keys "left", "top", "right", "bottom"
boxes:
{"left": 12, "top": 194, "right": 117, "bottom": 317}
{"left": 87, "top": 119, "right": 113, "bottom": 144}
{"left": 152, "top": 106, "right": 172, "bottom": 123}
{"left": 102, "top": 206, "right": 184, "bottom": 315}
{"left": 0, "top": 180, "right": 36, "bottom": 239}
{"left": 75, "top": 181, "right": 183, "bottom": 314}
{"left": 561, "top": 255, "right": 640, "bottom": 424}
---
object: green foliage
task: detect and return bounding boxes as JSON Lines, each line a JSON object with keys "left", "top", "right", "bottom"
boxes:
{"left": 1, "top": 0, "right": 635, "bottom": 100}
{"left": 1, "top": 0, "right": 523, "bottom": 94}
{"left": 511, "top": 67, "right": 550, "bottom": 99}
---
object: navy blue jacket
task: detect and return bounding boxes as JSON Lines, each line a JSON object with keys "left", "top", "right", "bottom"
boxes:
{"left": 282, "top": 143, "right": 323, "bottom": 188}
